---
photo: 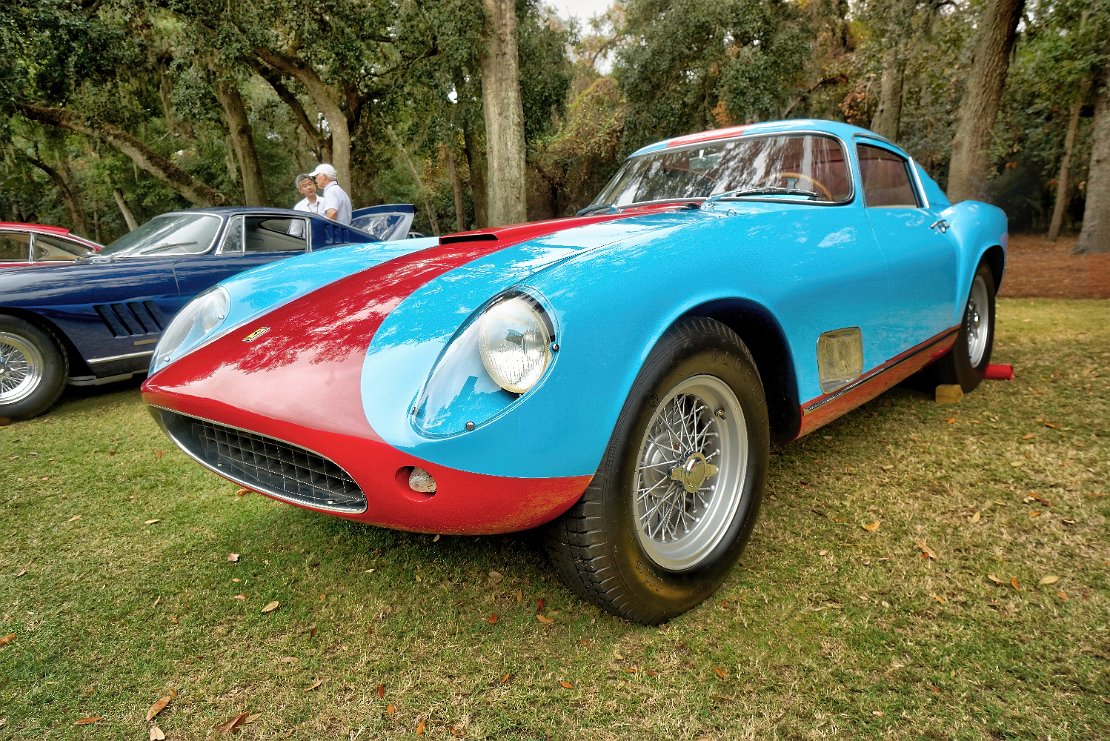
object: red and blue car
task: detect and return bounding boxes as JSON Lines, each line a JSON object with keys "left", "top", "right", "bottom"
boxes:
{"left": 143, "top": 120, "right": 1007, "bottom": 623}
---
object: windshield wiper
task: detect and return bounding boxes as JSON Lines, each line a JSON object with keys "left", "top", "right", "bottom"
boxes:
{"left": 576, "top": 203, "right": 618, "bottom": 216}
{"left": 702, "top": 187, "right": 820, "bottom": 207}
{"left": 133, "top": 241, "right": 197, "bottom": 256}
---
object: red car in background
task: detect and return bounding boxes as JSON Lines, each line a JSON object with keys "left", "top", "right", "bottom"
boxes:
{"left": 0, "top": 223, "right": 103, "bottom": 268}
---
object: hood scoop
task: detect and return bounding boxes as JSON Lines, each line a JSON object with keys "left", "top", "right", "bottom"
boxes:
{"left": 439, "top": 233, "right": 498, "bottom": 246}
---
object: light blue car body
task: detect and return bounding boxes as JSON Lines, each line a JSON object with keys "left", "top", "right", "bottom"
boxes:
{"left": 169, "top": 120, "right": 1007, "bottom": 481}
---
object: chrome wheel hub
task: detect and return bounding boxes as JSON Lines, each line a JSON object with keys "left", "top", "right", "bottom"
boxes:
{"left": 966, "top": 275, "right": 990, "bottom": 367}
{"left": 0, "top": 332, "right": 45, "bottom": 405}
{"left": 632, "top": 375, "right": 748, "bottom": 572}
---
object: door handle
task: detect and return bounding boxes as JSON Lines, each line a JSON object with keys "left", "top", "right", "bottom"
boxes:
{"left": 930, "top": 219, "right": 950, "bottom": 233}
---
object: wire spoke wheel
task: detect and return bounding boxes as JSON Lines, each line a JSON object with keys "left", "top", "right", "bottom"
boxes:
{"left": 0, "top": 330, "right": 45, "bottom": 405}
{"left": 632, "top": 375, "right": 747, "bottom": 571}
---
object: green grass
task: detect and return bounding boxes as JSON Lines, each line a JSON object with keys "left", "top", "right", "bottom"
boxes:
{"left": 1, "top": 298, "right": 1107, "bottom": 739}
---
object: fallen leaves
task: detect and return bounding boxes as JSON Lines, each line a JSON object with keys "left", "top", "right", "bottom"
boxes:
{"left": 712, "top": 666, "right": 729, "bottom": 680}
{"left": 916, "top": 539, "right": 938, "bottom": 560}
{"left": 74, "top": 716, "right": 102, "bottom": 726}
{"left": 862, "top": 520, "right": 881, "bottom": 532}
{"left": 235, "top": 487, "right": 251, "bottom": 497}
{"left": 0, "top": 633, "right": 15, "bottom": 646}
{"left": 227, "top": 553, "right": 240, "bottom": 563}
{"left": 146, "top": 690, "right": 176, "bottom": 721}
{"left": 144, "top": 519, "right": 160, "bottom": 526}
{"left": 559, "top": 680, "right": 574, "bottom": 689}
{"left": 149, "top": 727, "right": 166, "bottom": 740}
{"left": 1039, "top": 575, "right": 1060, "bottom": 586}
{"left": 260, "top": 601, "right": 280, "bottom": 614}
{"left": 536, "top": 613, "right": 554, "bottom": 624}
{"left": 304, "top": 679, "right": 323, "bottom": 692}
{"left": 216, "top": 711, "right": 249, "bottom": 734}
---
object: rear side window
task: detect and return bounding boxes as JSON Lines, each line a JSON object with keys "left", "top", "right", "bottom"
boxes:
{"left": 858, "top": 144, "right": 919, "bottom": 207}
{"left": 0, "top": 233, "right": 30, "bottom": 261}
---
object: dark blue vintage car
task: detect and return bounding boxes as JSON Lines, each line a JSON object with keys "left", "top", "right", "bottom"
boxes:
{"left": 0, "top": 205, "right": 412, "bottom": 420}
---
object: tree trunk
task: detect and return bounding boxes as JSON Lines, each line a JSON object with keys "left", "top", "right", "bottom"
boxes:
{"left": 946, "top": 0, "right": 1025, "bottom": 202}
{"left": 214, "top": 78, "right": 269, "bottom": 206}
{"left": 388, "top": 127, "right": 439, "bottom": 235}
{"left": 479, "top": 0, "right": 528, "bottom": 226}
{"left": 442, "top": 143, "right": 466, "bottom": 232}
{"left": 113, "top": 189, "right": 139, "bottom": 231}
{"left": 18, "top": 103, "right": 226, "bottom": 206}
{"left": 462, "top": 119, "right": 488, "bottom": 228}
{"left": 254, "top": 47, "right": 352, "bottom": 189}
{"left": 27, "top": 154, "right": 88, "bottom": 235}
{"left": 1076, "top": 59, "right": 1110, "bottom": 254}
{"left": 1047, "top": 87, "right": 1087, "bottom": 241}
{"left": 253, "top": 64, "right": 330, "bottom": 160}
{"left": 871, "top": 50, "right": 905, "bottom": 140}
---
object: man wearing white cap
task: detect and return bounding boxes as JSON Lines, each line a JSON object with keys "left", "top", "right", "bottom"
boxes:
{"left": 308, "top": 163, "right": 353, "bottom": 225}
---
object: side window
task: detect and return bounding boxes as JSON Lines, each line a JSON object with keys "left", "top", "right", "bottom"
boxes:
{"left": 858, "top": 144, "right": 920, "bottom": 207}
{"left": 35, "top": 234, "right": 95, "bottom": 261}
{"left": 0, "top": 233, "right": 31, "bottom": 261}
{"left": 244, "top": 217, "right": 308, "bottom": 253}
{"left": 221, "top": 216, "right": 244, "bottom": 254}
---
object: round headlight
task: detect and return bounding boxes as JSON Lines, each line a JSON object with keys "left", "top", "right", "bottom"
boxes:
{"left": 151, "top": 286, "right": 229, "bottom": 373}
{"left": 477, "top": 297, "right": 552, "bottom": 394}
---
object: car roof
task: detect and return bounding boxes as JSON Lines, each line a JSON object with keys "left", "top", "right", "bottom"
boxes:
{"left": 0, "top": 222, "right": 102, "bottom": 248}
{"left": 629, "top": 119, "right": 896, "bottom": 158}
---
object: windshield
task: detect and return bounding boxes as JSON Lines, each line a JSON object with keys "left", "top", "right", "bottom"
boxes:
{"left": 101, "top": 214, "right": 222, "bottom": 257}
{"left": 589, "top": 133, "right": 852, "bottom": 209}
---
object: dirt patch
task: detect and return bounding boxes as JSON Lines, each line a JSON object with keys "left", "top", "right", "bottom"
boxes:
{"left": 1000, "top": 234, "right": 1110, "bottom": 299}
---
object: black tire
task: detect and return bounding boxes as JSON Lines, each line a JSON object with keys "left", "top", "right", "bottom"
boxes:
{"left": 936, "top": 263, "right": 996, "bottom": 392}
{"left": 545, "top": 318, "right": 769, "bottom": 624}
{"left": 0, "top": 315, "right": 68, "bottom": 421}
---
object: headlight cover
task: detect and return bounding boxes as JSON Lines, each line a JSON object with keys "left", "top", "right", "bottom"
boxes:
{"left": 412, "top": 292, "right": 556, "bottom": 437}
{"left": 150, "top": 286, "right": 229, "bottom": 374}
{"left": 478, "top": 297, "right": 553, "bottom": 394}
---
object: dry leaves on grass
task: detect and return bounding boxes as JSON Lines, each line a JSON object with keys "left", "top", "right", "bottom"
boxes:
{"left": 227, "top": 553, "right": 240, "bottom": 563}
{"left": 0, "top": 633, "right": 15, "bottom": 646}
{"left": 74, "top": 716, "right": 102, "bottom": 725}
{"left": 216, "top": 711, "right": 250, "bottom": 734}
{"left": 145, "top": 689, "right": 176, "bottom": 721}
{"left": 713, "top": 666, "right": 729, "bottom": 680}
{"left": 916, "top": 540, "right": 938, "bottom": 560}
{"left": 261, "top": 601, "right": 280, "bottom": 614}
{"left": 304, "top": 679, "right": 323, "bottom": 692}
{"left": 1039, "top": 575, "right": 1060, "bottom": 586}
{"left": 559, "top": 680, "right": 574, "bottom": 689}
{"left": 862, "top": 520, "right": 881, "bottom": 532}
{"left": 149, "top": 726, "right": 166, "bottom": 740}
{"left": 536, "top": 613, "right": 554, "bottom": 624}
{"left": 416, "top": 718, "right": 427, "bottom": 735}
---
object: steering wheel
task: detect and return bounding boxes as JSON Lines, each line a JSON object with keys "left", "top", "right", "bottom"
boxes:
{"left": 777, "top": 172, "right": 833, "bottom": 201}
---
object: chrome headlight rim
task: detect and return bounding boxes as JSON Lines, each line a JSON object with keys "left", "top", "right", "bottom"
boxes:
{"left": 477, "top": 293, "right": 555, "bottom": 395}
{"left": 150, "top": 286, "right": 230, "bottom": 374}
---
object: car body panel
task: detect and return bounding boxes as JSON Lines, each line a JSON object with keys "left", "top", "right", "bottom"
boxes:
{"left": 143, "top": 121, "right": 1007, "bottom": 535}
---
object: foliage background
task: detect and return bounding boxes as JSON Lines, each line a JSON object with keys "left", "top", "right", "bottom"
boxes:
{"left": 1, "top": 0, "right": 1107, "bottom": 241}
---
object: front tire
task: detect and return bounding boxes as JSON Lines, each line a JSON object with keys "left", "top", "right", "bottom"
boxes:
{"left": 0, "top": 316, "right": 68, "bottom": 421}
{"left": 936, "top": 263, "right": 996, "bottom": 392}
{"left": 545, "top": 318, "right": 769, "bottom": 624}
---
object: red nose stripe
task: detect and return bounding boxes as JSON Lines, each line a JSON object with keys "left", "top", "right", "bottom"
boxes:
{"left": 142, "top": 212, "right": 634, "bottom": 439}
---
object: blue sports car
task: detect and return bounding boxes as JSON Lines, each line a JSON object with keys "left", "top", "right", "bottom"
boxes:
{"left": 0, "top": 205, "right": 412, "bottom": 421}
{"left": 143, "top": 120, "right": 1007, "bottom": 623}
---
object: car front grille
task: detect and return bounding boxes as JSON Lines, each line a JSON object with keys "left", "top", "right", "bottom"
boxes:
{"left": 156, "top": 410, "right": 366, "bottom": 514}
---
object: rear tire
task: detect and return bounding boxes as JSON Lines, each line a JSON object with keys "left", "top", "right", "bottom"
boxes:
{"left": 936, "top": 263, "right": 996, "bottom": 392}
{"left": 545, "top": 318, "right": 769, "bottom": 624}
{"left": 0, "top": 316, "right": 68, "bottom": 421}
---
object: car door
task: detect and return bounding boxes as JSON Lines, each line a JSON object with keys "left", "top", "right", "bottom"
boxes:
{"left": 350, "top": 204, "right": 415, "bottom": 240}
{"left": 173, "top": 214, "right": 311, "bottom": 305}
{"left": 856, "top": 139, "right": 958, "bottom": 354}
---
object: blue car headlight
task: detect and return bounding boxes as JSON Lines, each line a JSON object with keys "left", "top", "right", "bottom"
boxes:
{"left": 412, "top": 292, "right": 556, "bottom": 436}
{"left": 477, "top": 296, "right": 553, "bottom": 394}
{"left": 150, "top": 286, "right": 229, "bottom": 374}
